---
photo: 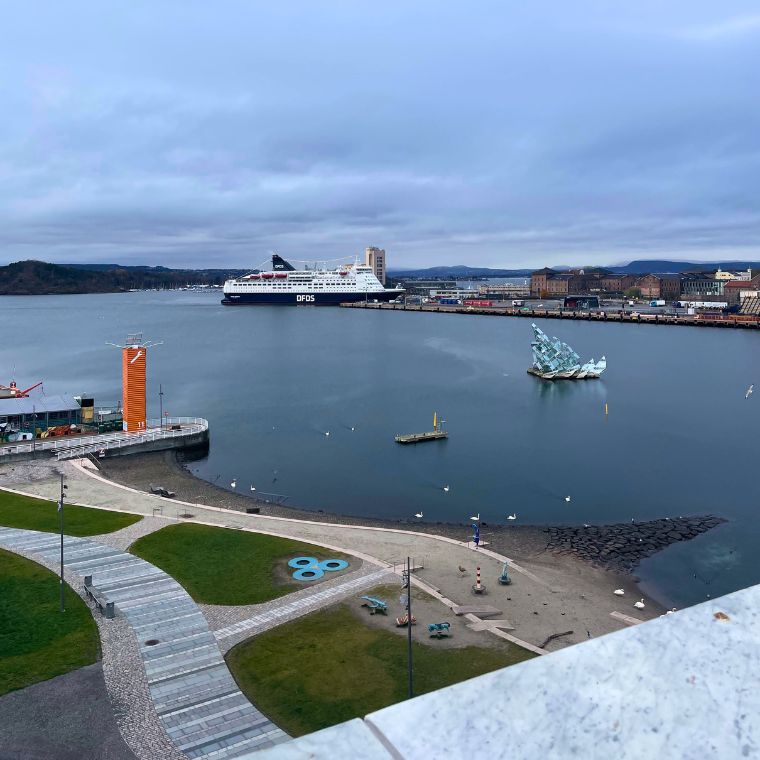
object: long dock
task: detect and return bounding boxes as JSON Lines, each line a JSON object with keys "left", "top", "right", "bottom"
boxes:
{"left": 340, "top": 301, "right": 760, "bottom": 329}
{"left": 395, "top": 430, "right": 448, "bottom": 444}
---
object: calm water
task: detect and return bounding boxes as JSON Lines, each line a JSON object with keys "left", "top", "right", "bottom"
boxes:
{"left": 1, "top": 291, "right": 758, "bottom": 607}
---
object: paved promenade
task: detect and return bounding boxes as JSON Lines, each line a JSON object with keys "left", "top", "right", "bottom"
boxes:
{"left": 3, "top": 459, "right": 659, "bottom": 653}
{"left": 0, "top": 526, "right": 288, "bottom": 759}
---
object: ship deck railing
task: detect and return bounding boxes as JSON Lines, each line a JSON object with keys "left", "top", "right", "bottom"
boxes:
{"left": 0, "top": 417, "right": 208, "bottom": 460}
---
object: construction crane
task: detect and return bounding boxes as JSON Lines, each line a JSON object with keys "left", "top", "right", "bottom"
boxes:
{"left": 0, "top": 380, "right": 43, "bottom": 399}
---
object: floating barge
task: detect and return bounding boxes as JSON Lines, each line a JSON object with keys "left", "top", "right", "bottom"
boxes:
{"left": 395, "top": 413, "right": 448, "bottom": 444}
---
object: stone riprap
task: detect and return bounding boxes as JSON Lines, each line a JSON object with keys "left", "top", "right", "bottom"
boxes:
{"left": 544, "top": 516, "right": 726, "bottom": 572}
{"left": 0, "top": 527, "right": 289, "bottom": 759}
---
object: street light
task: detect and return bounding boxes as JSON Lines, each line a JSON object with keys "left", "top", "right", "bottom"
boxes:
{"left": 159, "top": 384, "right": 164, "bottom": 431}
{"left": 58, "top": 475, "right": 68, "bottom": 613}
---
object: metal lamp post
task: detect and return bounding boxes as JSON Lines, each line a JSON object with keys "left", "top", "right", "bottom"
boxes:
{"left": 159, "top": 384, "right": 164, "bottom": 431}
{"left": 58, "top": 475, "right": 68, "bottom": 612}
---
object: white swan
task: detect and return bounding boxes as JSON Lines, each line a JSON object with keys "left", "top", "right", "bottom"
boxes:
{"left": 613, "top": 589, "right": 625, "bottom": 596}
{"left": 230, "top": 479, "right": 237, "bottom": 488}
{"left": 325, "top": 431, "right": 330, "bottom": 437}
{"left": 414, "top": 512, "right": 423, "bottom": 519}
{"left": 470, "top": 513, "right": 480, "bottom": 522}
{"left": 565, "top": 495, "right": 571, "bottom": 503}
{"left": 634, "top": 599, "right": 645, "bottom": 609}
{"left": 250, "top": 484, "right": 256, "bottom": 492}
{"left": 507, "top": 514, "right": 517, "bottom": 520}
{"left": 442, "top": 485, "right": 450, "bottom": 492}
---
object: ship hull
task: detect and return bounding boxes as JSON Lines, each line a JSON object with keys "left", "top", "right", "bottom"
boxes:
{"left": 221, "top": 290, "right": 403, "bottom": 306}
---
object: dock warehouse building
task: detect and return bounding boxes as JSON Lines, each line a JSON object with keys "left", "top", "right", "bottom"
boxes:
{"left": 0, "top": 394, "right": 82, "bottom": 437}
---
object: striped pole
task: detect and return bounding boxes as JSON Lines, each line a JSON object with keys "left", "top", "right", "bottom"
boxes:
{"left": 476, "top": 566, "right": 481, "bottom": 591}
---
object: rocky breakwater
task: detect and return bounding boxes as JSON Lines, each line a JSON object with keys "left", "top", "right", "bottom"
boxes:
{"left": 545, "top": 516, "right": 726, "bottom": 572}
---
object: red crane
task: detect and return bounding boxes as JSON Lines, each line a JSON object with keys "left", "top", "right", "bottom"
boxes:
{"left": 0, "top": 380, "right": 43, "bottom": 399}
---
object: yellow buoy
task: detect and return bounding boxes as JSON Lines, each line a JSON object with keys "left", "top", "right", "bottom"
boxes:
{"left": 605, "top": 402, "right": 609, "bottom": 415}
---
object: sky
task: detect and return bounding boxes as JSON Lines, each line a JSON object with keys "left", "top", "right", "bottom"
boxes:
{"left": 1, "top": 2, "right": 759, "bottom": 270}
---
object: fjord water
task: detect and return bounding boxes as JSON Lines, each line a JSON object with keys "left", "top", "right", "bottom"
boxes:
{"left": 1, "top": 291, "right": 758, "bottom": 607}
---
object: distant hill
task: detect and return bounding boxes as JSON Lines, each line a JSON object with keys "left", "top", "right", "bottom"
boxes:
{"left": 388, "top": 265, "right": 532, "bottom": 278}
{"left": 607, "top": 260, "right": 760, "bottom": 274}
{"left": 0, "top": 260, "right": 247, "bottom": 295}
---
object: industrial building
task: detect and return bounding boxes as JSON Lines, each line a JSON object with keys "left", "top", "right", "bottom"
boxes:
{"left": 0, "top": 394, "right": 83, "bottom": 441}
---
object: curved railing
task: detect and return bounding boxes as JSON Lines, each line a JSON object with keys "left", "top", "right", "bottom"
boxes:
{"left": 0, "top": 417, "right": 208, "bottom": 460}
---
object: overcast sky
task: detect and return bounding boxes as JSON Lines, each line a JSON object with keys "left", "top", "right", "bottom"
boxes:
{"left": 1, "top": 2, "right": 759, "bottom": 269}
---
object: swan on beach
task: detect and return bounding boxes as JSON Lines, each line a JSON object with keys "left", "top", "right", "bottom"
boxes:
{"left": 230, "top": 479, "right": 237, "bottom": 488}
{"left": 666, "top": 608, "right": 677, "bottom": 614}
{"left": 634, "top": 599, "right": 645, "bottom": 609}
{"left": 414, "top": 512, "right": 423, "bottom": 519}
{"left": 613, "top": 589, "right": 625, "bottom": 596}
{"left": 470, "top": 513, "right": 480, "bottom": 522}
{"left": 507, "top": 514, "right": 517, "bottom": 520}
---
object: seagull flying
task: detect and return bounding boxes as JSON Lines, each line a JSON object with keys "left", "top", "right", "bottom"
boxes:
{"left": 746, "top": 384, "right": 754, "bottom": 399}
{"left": 634, "top": 599, "right": 645, "bottom": 610}
{"left": 507, "top": 513, "right": 517, "bottom": 520}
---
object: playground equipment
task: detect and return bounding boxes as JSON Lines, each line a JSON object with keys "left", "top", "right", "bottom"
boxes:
{"left": 428, "top": 622, "right": 451, "bottom": 638}
{"left": 288, "top": 556, "right": 349, "bottom": 582}
{"left": 395, "top": 613, "right": 417, "bottom": 627}
{"left": 498, "top": 561, "right": 512, "bottom": 585}
{"left": 360, "top": 596, "right": 388, "bottom": 615}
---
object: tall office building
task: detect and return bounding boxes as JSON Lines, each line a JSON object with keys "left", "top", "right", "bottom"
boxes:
{"left": 365, "top": 246, "right": 386, "bottom": 285}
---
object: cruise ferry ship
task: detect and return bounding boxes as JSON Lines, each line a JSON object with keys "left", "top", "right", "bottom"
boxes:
{"left": 221, "top": 255, "right": 404, "bottom": 306}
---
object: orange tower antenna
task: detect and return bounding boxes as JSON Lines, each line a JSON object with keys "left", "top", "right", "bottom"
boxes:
{"left": 107, "top": 333, "right": 163, "bottom": 432}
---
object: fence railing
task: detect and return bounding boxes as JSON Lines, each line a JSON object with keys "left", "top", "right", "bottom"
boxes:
{"left": 0, "top": 417, "right": 208, "bottom": 460}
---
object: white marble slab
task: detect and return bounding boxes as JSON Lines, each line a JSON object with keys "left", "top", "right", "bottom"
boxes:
{"left": 253, "top": 719, "right": 393, "bottom": 759}
{"left": 364, "top": 585, "right": 760, "bottom": 759}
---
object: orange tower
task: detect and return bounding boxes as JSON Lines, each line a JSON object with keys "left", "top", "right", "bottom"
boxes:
{"left": 121, "top": 334, "right": 147, "bottom": 431}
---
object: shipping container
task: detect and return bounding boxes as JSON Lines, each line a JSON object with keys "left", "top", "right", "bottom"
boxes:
{"left": 464, "top": 300, "right": 492, "bottom": 307}
{"left": 439, "top": 298, "right": 460, "bottom": 305}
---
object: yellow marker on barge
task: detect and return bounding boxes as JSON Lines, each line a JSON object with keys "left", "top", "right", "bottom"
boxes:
{"left": 395, "top": 412, "right": 448, "bottom": 444}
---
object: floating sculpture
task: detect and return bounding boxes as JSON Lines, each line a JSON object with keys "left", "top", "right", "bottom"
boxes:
{"left": 528, "top": 323, "right": 606, "bottom": 380}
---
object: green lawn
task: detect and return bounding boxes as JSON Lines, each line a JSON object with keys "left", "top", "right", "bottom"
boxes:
{"left": 129, "top": 523, "right": 352, "bottom": 605}
{"left": 227, "top": 605, "right": 535, "bottom": 736}
{"left": 0, "top": 489, "right": 140, "bottom": 536}
{"left": 0, "top": 548, "right": 100, "bottom": 696}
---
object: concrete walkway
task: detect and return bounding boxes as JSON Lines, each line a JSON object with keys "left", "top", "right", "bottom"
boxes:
{"left": 0, "top": 526, "right": 289, "bottom": 759}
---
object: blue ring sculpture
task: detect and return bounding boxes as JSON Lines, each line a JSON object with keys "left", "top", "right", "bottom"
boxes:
{"left": 287, "top": 556, "right": 349, "bottom": 581}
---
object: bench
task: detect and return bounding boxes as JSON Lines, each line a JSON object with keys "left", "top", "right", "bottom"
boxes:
{"left": 84, "top": 575, "right": 115, "bottom": 619}
{"left": 149, "top": 484, "right": 176, "bottom": 498}
{"left": 360, "top": 595, "right": 388, "bottom": 615}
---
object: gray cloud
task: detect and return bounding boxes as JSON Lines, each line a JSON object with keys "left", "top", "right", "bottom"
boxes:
{"left": 1, "top": 1, "right": 759, "bottom": 269}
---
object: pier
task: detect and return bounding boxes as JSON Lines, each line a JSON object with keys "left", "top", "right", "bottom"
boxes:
{"left": 0, "top": 416, "right": 209, "bottom": 462}
{"left": 341, "top": 301, "right": 760, "bottom": 329}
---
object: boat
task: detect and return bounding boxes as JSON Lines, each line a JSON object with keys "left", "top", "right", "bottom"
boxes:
{"left": 222, "top": 254, "right": 405, "bottom": 306}
{"left": 395, "top": 412, "right": 448, "bottom": 444}
{"left": 527, "top": 324, "right": 606, "bottom": 380}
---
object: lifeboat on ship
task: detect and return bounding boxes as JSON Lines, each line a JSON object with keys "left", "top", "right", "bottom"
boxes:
{"left": 274, "top": 272, "right": 288, "bottom": 279}
{"left": 339, "top": 270, "right": 349, "bottom": 276}
{"left": 261, "top": 272, "right": 275, "bottom": 279}
{"left": 246, "top": 273, "right": 261, "bottom": 280}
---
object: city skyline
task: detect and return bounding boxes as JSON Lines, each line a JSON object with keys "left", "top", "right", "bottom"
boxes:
{"left": 1, "top": 2, "right": 759, "bottom": 269}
